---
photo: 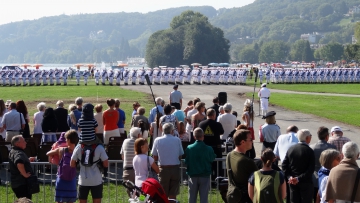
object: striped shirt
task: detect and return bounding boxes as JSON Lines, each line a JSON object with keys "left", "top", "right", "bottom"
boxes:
{"left": 77, "top": 118, "right": 98, "bottom": 142}
{"left": 120, "top": 138, "right": 136, "bottom": 168}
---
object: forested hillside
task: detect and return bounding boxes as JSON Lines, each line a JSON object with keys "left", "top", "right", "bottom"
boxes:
{"left": 0, "top": 0, "right": 360, "bottom": 63}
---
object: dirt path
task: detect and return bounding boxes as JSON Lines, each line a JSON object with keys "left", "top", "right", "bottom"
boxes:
{"left": 122, "top": 84, "right": 360, "bottom": 157}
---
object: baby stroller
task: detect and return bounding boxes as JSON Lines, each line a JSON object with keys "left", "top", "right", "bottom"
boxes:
{"left": 122, "top": 178, "right": 179, "bottom": 203}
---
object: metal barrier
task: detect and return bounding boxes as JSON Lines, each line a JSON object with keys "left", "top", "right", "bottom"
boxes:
{"left": 0, "top": 158, "right": 226, "bottom": 203}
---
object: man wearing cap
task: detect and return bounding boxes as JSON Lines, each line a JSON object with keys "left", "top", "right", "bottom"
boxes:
{"left": 328, "top": 126, "right": 351, "bottom": 152}
{"left": 169, "top": 85, "right": 183, "bottom": 110}
{"left": 258, "top": 83, "right": 271, "bottom": 117}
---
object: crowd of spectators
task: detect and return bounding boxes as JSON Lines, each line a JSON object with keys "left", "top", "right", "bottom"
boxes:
{"left": 0, "top": 85, "right": 359, "bottom": 203}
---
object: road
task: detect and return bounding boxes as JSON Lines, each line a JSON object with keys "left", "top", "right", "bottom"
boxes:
{"left": 122, "top": 84, "right": 360, "bottom": 158}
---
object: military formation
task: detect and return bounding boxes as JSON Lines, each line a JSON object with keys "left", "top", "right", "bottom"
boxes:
{"left": 265, "top": 67, "right": 360, "bottom": 84}
{"left": 1, "top": 66, "right": 359, "bottom": 87}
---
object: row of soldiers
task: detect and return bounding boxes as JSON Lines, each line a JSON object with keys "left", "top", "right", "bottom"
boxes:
{"left": 0, "top": 68, "right": 71, "bottom": 86}
{"left": 262, "top": 67, "right": 360, "bottom": 84}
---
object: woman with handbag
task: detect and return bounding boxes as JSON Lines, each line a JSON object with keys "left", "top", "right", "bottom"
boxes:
{"left": 46, "top": 130, "right": 79, "bottom": 203}
{"left": 9, "top": 135, "right": 37, "bottom": 199}
{"left": 133, "top": 138, "right": 159, "bottom": 187}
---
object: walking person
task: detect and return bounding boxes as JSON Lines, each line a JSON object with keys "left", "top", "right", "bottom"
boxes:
{"left": 185, "top": 128, "right": 216, "bottom": 203}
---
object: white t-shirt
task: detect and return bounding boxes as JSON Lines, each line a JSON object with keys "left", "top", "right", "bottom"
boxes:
{"left": 33, "top": 111, "right": 44, "bottom": 134}
{"left": 186, "top": 109, "right": 198, "bottom": 133}
{"left": 133, "top": 154, "right": 154, "bottom": 187}
{"left": 217, "top": 113, "right": 237, "bottom": 140}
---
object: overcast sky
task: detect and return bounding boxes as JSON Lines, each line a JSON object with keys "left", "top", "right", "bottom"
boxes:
{"left": 0, "top": 0, "right": 255, "bottom": 25}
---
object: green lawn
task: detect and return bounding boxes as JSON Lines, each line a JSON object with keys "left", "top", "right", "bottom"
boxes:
{"left": 250, "top": 93, "right": 360, "bottom": 127}
{"left": 0, "top": 183, "right": 222, "bottom": 203}
{"left": 244, "top": 77, "right": 360, "bottom": 95}
{"left": 0, "top": 79, "right": 154, "bottom": 131}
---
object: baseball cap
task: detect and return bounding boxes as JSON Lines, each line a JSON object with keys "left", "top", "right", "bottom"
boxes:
{"left": 261, "top": 83, "right": 267, "bottom": 87}
{"left": 330, "top": 126, "right": 342, "bottom": 133}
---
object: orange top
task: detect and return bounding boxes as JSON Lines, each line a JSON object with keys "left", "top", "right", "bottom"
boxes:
{"left": 103, "top": 109, "right": 119, "bottom": 131}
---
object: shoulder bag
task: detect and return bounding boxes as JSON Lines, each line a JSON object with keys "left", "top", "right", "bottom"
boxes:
{"left": 147, "top": 156, "right": 159, "bottom": 181}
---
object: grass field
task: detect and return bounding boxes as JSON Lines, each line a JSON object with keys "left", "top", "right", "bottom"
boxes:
{"left": 244, "top": 77, "right": 360, "bottom": 95}
{"left": 247, "top": 92, "right": 360, "bottom": 127}
{"left": 0, "top": 181, "right": 223, "bottom": 203}
{"left": 1, "top": 80, "right": 154, "bottom": 132}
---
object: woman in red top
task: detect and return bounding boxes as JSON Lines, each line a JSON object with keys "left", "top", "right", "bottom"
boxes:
{"left": 103, "top": 99, "right": 120, "bottom": 145}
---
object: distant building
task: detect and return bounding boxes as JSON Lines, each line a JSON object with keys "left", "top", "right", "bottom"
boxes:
{"left": 349, "top": 5, "right": 360, "bottom": 14}
{"left": 127, "top": 57, "right": 145, "bottom": 65}
{"left": 300, "top": 32, "right": 323, "bottom": 44}
{"left": 89, "top": 30, "right": 107, "bottom": 40}
{"left": 352, "top": 35, "right": 358, "bottom": 44}
{"left": 310, "top": 44, "right": 325, "bottom": 49}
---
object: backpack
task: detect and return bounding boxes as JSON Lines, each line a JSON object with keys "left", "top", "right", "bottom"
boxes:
{"left": 58, "top": 148, "right": 77, "bottom": 181}
{"left": 79, "top": 144, "right": 103, "bottom": 171}
{"left": 253, "top": 170, "right": 281, "bottom": 203}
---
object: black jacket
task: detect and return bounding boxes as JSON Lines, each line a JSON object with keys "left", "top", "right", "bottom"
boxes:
{"left": 282, "top": 142, "right": 315, "bottom": 183}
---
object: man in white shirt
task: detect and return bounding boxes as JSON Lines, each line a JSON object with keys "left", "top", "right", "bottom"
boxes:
{"left": 258, "top": 83, "right": 271, "bottom": 117}
{"left": 274, "top": 125, "right": 299, "bottom": 161}
{"left": 217, "top": 103, "right": 237, "bottom": 141}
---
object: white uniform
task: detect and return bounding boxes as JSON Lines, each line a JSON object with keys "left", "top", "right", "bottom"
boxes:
{"left": 258, "top": 85, "right": 271, "bottom": 116}
{"left": 75, "top": 70, "right": 80, "bottom": 85}
{"left": 94, "top": 70, "right": 100, "bottom": 85}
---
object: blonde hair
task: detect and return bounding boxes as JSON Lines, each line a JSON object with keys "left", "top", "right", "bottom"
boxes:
{"left": 265, "top": 116, "right": 276, "bottom": 124}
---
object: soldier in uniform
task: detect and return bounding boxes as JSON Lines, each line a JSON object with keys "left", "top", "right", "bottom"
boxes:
{"left": 131, "top": 69, "right": 137, "bottom": 85}
{"left": 34, "top": 70, "right": 41, "bottom": 86}
{"left": 139, "top": 68, "right": 145, "bottom": 85}
{"left": 258, "top": 68, "right": 263, "bottom": 84}
{"left": 94, "top": 69, "right": 100, "bottom": 85}
{"left": 41, "top": 70, "right": 47, "bottom": 85}
{"left": 14, "top": 70, "right": 21, "bottom": 86}
{"left": 153, "top": 68, "right": 160, "bottom": 85}
{"left": 48, "top": 69, "right": 54, "bottom": 86}
{"left": 123, "top": 68, "right": 129, "bottom": 85}
{"left": 28, "top": 70, "right": 35, "bottom": 86}
{"left": 83, "top": 70, "right": 90, "bottom": 86}
{"left": 101, "top": 69, "right": 107, "bottom": 85}
{"left": 55, "top": 69, "right": 61, "bottom": 85}
{"left": 108, "top": 69, "right": 114, "bottom": 86}
{"left": 163, "top": 68, "right": 169, "bottom": 85}
{"left": 115, "top": 70, "right": 121, "bottom": 86}
{"left": 62, "top": 69, "right": 68, "bottom": 85}
{"left": 186, "top": 68, "right": 192, "bottom": 84}
{"left": 148, "top": 68, "right": 154, "bottom": 85}
{"left": 21, "top": 69, "right": 28, "bottom": 86}
{"left": 75, "top": 69, "right": 80, "bottom": 85}
{"left": 258, "top": 83, "right": 271, "bottom": 117}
